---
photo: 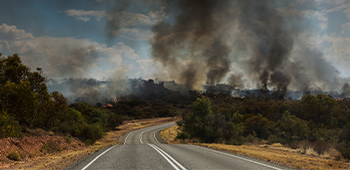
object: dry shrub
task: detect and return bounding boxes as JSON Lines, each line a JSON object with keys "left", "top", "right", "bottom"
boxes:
{"left": 7, "top": 151, "right": 21, "bottom": 161}
{"left": 272, "top": 143, "right": 282, "bottom": 147}
{"left": 327, "top": 147, "right": 343, "bottom": 160}
{"left": 298, "top": 140, "right": 309, "bottom": 154}
{"left": 40, "top": 141, "right": 63, "bottom": 153}
{"left": 312, "top": 141, "right": 330, "bottom": 156}
{"left": 30, "top": 128, "right": 48, "bottom": 136}
{"left": 289, "top": 141, "right": 298, "bottom": 149}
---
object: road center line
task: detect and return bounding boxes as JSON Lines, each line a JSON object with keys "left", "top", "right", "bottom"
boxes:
{"left": 139, "top": 130, "right": 146, "bottom": 144}
{"left": 151, "top": 144, "right": 187, "bottom": 170}
{"left": 148, "top": 144, "right": 186, "bottom": 170}
{"left": 124, "top": 132, "right": 132, "bottom": 145}
{"left": 191, "top": 145, "right": 282, "bottom": 170}
{"left": 154, "top": 131, "right": 161, "bottom": 144}
{"left": 81, "top": 145, "right": 117, "bottom": 170}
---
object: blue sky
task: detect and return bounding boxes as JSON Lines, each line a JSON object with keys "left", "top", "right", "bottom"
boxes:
{"left": 0, "top": 0, "right": 350, "bottom": 90}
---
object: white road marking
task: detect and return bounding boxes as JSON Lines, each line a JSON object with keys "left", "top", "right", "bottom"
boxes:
{"left": 154, "top": 131, "right": 161, "bottom": 144}
{"left": 139, "top": 130, "right": 146, "bottom": 144}
{"left": 124, "top": 132, "right": 132, "bottom": 145}
{"left": 148, "top": 144, "right": 186, "bottom": 170}
{"left": 191, "top": 145, "right": 283, "bottom": 170}
{"left": 151, "top": 144, "right": 187, "bottom": 170}
{"left": 81, "top": 145, "right": 117, "bottom": 170}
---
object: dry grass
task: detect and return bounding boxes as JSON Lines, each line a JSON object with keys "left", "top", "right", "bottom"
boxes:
{"left": 1, "top": 117, "right": 180, "bottom": 170}
{"left": 160, "top": 126, "right": 181, "bottom": 144}
{"left": 194, "top": 143, "right": 349, "bottom": 170}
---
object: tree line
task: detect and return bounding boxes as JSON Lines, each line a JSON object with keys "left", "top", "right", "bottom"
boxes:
{"left": 178, "top": 95, "right": 350, "bottom": 159}
{"left": 0, "top": 54, "right": 124, "bottom": 145}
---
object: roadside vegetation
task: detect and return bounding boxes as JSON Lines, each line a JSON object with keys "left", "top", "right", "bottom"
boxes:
{"left": 2, "top": 53, "right": 350, "bottom": 169}
{"left": 0, "top": 53, "right": 182, "bottom": 167}
{"left": 172, "top": 94, "right": 350, "bottom": 169}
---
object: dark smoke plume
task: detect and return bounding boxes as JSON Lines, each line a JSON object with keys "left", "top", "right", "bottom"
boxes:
{"left": 227, "top": 73, "right": 245, "bottom": 89}
{"left": 150, "top": 0, "right": 231, "bottom": 89}
{"left": 341, "top": 83, "right": 350, "bottom": 98}
{"left": 236, "top": 0, "right": 294, "bottom": 92}
{"left": 103, "top": 0, "right": 350, "bottom": 99}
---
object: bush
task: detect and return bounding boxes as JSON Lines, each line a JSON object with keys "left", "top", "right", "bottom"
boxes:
{"left": 176, "top": 120, "right": 184, "bottom": 127}
{"left": 229, "top": 136, "right": 246, "bottom": 145}
{"left": 312, "top": 141, "right": 330, "bottom": 156}
{"left": 175, "top": 132, "right": 189, "bottom": 140}
{"left": 106, "top": 110, "right": 123, "bottom": 130}
{"left": 79, "top": 123, "right": 103, "bottom": 143}
{"left": 0, "top": 110, "right": 22, "bottom": 138}
{"left": 335, "top": 141, "right": 350, "bottom": 160}
{"left": 84, "top": 139, "right": 93, "bottom": 146}
{"left": 298, "top": 140, "right": 310, "bottom": 154}
{"left": 7, "top": 151, "right": 21, "bottom": 161}
{"left": 40, "top": 141, "right": 62, "bottom": 153}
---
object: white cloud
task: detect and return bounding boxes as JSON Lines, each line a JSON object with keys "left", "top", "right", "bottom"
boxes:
{"left": 0, "top": 23, "right": 33, "bottom": 40}
{"left": 63, "top": 9, "right": 106, "bottom": 22}
{"left": 106, "top": 6, "right": 167, "bottom": 40}
{"left": 325, "top": 1, "right": 350, "bottom": 19}
{"left": 0, "top": 23, "right": 140, "bottom": 79}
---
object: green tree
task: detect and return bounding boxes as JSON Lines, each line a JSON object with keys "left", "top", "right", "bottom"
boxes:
{"left": 0, "top": 81, "right": 39, "bottom": 127}
{"left": 58, "top": 107, "right": 87, "bottom": 136}
{"left": 182, "top": 97, "right": 224, "bottom": 142}
{"left": 0, "top": 53, "right": 57, "bottom": 128}
{"left": 0, "top": 110, "right": 22, "bottom": 138}
{"left": 301, "top": 94, "right": 338, "bottom": 127}
{"left": 277, "top": 111, "right": 309, "bottom": 141}
{"left": 244, "top": 114, "right": 274, "bottom": 139}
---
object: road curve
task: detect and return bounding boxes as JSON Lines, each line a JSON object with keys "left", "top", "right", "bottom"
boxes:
{"left": 67, "top": 122, "right": 293, "bottom": 170}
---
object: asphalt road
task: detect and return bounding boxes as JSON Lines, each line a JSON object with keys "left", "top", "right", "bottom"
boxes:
{"left": 68, "top": 122, "right": 293, "bottom": 170}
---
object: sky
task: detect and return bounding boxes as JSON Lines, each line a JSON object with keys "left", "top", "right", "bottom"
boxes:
{"left": 0, "top": 0, "right": 350, "bottom": 91}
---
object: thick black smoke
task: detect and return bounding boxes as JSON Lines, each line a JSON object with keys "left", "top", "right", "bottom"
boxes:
{"left": 227, "top": 73, "right": 245, "bottom": 89}
{"left": 235, "top": 0, "right": 294, "bottom": 93}
{"left": 150, "top": 0, "right": 231, "bottom": 89}
{"left": 104, "top": 0, "right": 350, "bottom": 98}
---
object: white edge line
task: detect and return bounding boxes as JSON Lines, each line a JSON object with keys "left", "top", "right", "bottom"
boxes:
{"left": 191, "top": 145, "right": 283, "bottom": 170}
{"left": 148, "top": 144, "right": 180, "bottom": 170}
{"left": 151, "top": 144, "right": 187, "bottom": 170}
{"left": 154, "top": 131, "right": 161, "bottom": 144}
{"left": 81, "top": 145, "right": 117, "bottom": 170}
{"left": 139, "top": 130, "right": 146, "bottom": 144}
{"left": 124, "top": 132, "right": 132, "bottom": 145}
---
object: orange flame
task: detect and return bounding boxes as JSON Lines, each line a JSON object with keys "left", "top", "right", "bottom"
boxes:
{"left": 102, "top": 104, "right": 113, "bottom": 108}
{"left": 114, "top": 99, "right": 118, "bottom": 103}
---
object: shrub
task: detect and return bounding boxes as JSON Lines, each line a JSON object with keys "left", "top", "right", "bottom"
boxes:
{"left": 246, "top": 131, "right": 259, "bottom": 144}
{"left": 106, "top": 110, "right": 123, "bottom": 130}
{"left": 0, "top": 110, "right": 22, "bottom": 138}
{"left": 298, "top": 140, "right": 310, "bottom": 154}
{"left": 79, "top": 123, "right": 103, "bottom": 143}
{"left": 40, "top": 141, "right": 62, "bottom": 153}
{"left": 312, "top": 141, "right": 330, "bottom": 156}
{"left": 229, "top": 136, "right": 246, "bottom": 145}
{"left": 176, "top": 120, "right": 184, "bottom": 127}
{"left": 335, "top": 141, "right": 350, "bottom": 160}
{"left": 64, "top": 137, "right": 72, "bottom": 144}
{"left": 175, "top": 132, "right": 189, "bottom": 140}
{"left": 7, "top": 151, "right": 21, "bottom": 161}
{"left": 84, "top": 139, "right": 93, "bottom": 146}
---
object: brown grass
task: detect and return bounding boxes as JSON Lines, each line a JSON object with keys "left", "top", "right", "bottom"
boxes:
{"left": 1, "top": 117, "right": 180, "bottom": 170}
{"left": 160, "top": 126, "right": 181, "bottom": 144}
{"left": 195, "top": 143, "right": 349, "bottom": 170}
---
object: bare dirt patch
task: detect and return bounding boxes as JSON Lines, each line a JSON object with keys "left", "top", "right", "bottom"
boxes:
{"left": 0, "top": 117, "right": 180, "bottom": 170}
